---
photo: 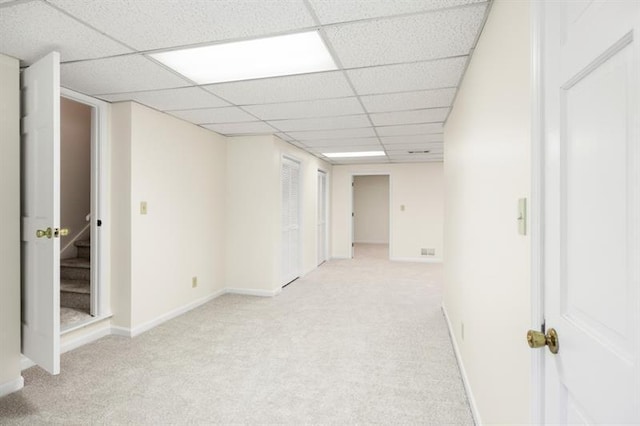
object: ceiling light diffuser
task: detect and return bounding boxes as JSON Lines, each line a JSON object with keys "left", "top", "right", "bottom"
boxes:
{"left": 150, "top": 31, "right": 337, "bottom": 84}
{"left": 323, "top": 151, "right": 386, "bottom": 158}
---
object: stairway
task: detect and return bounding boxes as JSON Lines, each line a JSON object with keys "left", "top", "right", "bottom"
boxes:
{"left": 60, "top": 239, "right": 90, "bottom": 313}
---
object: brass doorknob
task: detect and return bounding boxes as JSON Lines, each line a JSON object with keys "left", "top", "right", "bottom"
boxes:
{"left": 55, "top": 228, "right": 69, "bottom": 237}
{"left": 36, "top": 227, "right": 53, "bottom": 239}
{"left": 527, "top": 328, "right": 559, "bottom": 354}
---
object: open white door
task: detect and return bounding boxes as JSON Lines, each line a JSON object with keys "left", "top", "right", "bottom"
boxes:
{"left": 21, "top": 52, "right": 61, "bottom": 375}
{"left": 539, "top": 1, "right": 639, "bottom": 423}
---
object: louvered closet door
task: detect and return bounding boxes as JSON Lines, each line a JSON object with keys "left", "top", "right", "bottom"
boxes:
{"left": 281, "top": 157, "right": 301, "bottom": 286}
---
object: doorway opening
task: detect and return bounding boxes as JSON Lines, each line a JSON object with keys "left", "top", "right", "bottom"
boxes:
{"left": 59, "top": 89, "right": 108, "bottom": 333}
{"left": 59, "top": 97, "right": 91, "bottom": 327}
{"left": 351, "top": 175, "right": 390, "bottom": 260}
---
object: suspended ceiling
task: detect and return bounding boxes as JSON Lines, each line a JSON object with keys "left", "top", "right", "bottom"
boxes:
{"left": 0, "top": 0, "right": 491, "bottom": 165}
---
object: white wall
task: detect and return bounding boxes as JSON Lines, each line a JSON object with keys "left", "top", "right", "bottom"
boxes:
{"left": 353, "top": 175, "right": 390, "bottom": 244}
{"left": 0, "top": 53, "right": 22, "bottom": 396}
{"left": 60, "top": 97, "right": 91, "bottom": 258}
{"left": 331, "top": 163, "right": 443, "bottom": 261}
{"left": 442, "top": 0, "right": 531, "bottom": 423}
{"left": 110, "top": 102, "right": 133, "bottom": 329}
{"left": 225, "top": 135, "right": 331, "bottom": 294}
{"left": 111, "top": 102, "right": 227, "bottom": 331}
{"left": 225, "top": 135, "right": 280, "bottom": 294}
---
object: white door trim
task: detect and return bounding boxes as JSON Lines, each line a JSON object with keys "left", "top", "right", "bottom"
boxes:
{"left": 60, "top": 88, "right": 110, "bottom": 318}
{"left": 350, "top": 172, "right": 392, "bottom": 258}
{"left": 530, "top": 0, "right": 545, "bottom": 423}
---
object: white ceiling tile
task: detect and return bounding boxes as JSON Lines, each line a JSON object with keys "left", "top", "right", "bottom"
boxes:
{"left": 97, "top": 86, "right": 229, "bottom": 111}
{"left": 243, "top": 97, "right": 364, "bottom": 120}
{"left": 202, "top": 121, "right": 276, "bottom": 135}
{"left": 286, "top": 127, "right": 376, "bottom": 141}
{"left": 269, "top": 115, "right": 371, "bottom": 132}
{"left": 308, "top": 0, "right": 485, "bottom": 24}
{"left": 376, "top": 123, "right": 443, "bottom": 136}
{"left": 390, "top": 157, "right": 442, "bottom": 163}
{"left": 380, "top": 134, "right": 444, "bottom": 144}
{"left": 49, "top": 0, "right": 315, "bottom": 51}
{"left": 0, "top": 1, "right": 131, "bottom": 65}
{"left": 361, "top": 88, "right": 456, "bottom": 113}
{"left": 370, "top": 108, "right": 449, "bottom": 126}
{"left": 168, "top": 107, "right": 256, "bottom": 124}
{"left": 303, "top": 137, "right": 381, "bottom": 147}
{"left": 61, "top": 55, "right": 189, "bottom": 95}
{"left": 203, "top": 72, "right": 354, "bottom": 105}
{"left": 325, "top": 4, "right": 486, "bottom": 68}
{"left": 347, "top": 57, "right": 467, "bottom": 94}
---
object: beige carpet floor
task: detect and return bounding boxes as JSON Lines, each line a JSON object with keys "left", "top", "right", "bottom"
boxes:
{"left": 0, "top": 244, "right": 472, "bottom": 425}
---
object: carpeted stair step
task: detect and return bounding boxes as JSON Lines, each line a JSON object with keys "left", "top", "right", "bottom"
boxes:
{"left": 74, "top": 239, "right": 90, "bottom": 260}
{"left": 60, "top": 279, "right": 90, "bottom": 310}
{"left": 60, "top": 257, "right": 91, "bottom": 281}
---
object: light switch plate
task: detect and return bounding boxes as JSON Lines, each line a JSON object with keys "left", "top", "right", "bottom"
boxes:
{"left": 517, "top": 198, "right": 527, "bottom": 235}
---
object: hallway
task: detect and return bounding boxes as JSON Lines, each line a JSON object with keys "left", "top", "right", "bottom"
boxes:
{"left": 0, "top": 254, "right": 470, "bottom": 424}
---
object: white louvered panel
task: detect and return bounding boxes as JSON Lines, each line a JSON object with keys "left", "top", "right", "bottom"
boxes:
{"left": 281, "top": 157, "right": 301, "bottom": 286}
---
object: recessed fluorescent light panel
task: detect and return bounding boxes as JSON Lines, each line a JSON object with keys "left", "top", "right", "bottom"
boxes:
{"left": 323, "top": 151, "right": 386, "bottom": 158}
{"left": 150, "top": 31, "right": 337, "bottom": 84}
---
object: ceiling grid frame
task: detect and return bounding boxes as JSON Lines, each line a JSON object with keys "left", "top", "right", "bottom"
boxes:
{"left": 0, "top": 0, "right": 493, "bottom": 163}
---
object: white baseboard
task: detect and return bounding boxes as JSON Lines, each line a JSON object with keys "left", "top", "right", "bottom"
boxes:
{"left": 20, "top": 355, "right": 35, "bottom": 371}
{"left": 330, "top": 256, "right": 351, "bottom": 260}
{"left": 126, "top": 289, "right": 226, "bottom": 338}
{"left": 442, "top": 304, "right": 482, "bottom": 426}
{"left": 390, "top": 256, "right": 443, "bottom": 263}
{"left": 61, "top": 323, "right": 111, "bottom": 354}
{"left": 0, "top": 376, "right": 24, "bottom": 398}
{"left": 110, "top": 326, "right": 132, "bottom": 338}
{"left": 225, "top": 287, "right": 281, "bottom": 297}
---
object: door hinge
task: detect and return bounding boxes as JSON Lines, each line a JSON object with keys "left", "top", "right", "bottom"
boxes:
{"left": 352, "top": 212, "right": 354, "bottom": 217}
{"left": 97, "top": 219, "right": 102, "bottom": 227}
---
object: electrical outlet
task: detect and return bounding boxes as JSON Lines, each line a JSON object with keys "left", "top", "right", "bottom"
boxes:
{"left": 421, "top": 248, "right": 435, "bottom": 256}
{"left": 140, "top": 201, "right": 148, "bottom": 215}
{"left": 192, "top": 276, "right": 198, "bottom": 288}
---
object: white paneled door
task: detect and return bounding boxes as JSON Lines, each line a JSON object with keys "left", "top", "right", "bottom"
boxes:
{"left": 541, "top": 1, "right": 639, "bottom": 423}
{"left": 281, "top": 157, "right": 301, "bottom": 286}
{"left": 317, "top": 170, "right": 328, "bottom": 265}
{"left": 21, "top": 52, "right": 61, "bottom": 375}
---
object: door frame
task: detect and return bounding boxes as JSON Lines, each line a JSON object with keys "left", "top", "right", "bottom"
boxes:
{"left": 530, "top": 1, "right": 545, "bottom": 422}
{"left": 317, "top": 168, "right": 329, "bottom": 265}
{"left": 350, "top": 172, "right": 392, "bottom": 259}
{"left": 59, "top": 88, "right": 110, "bottom": 320}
